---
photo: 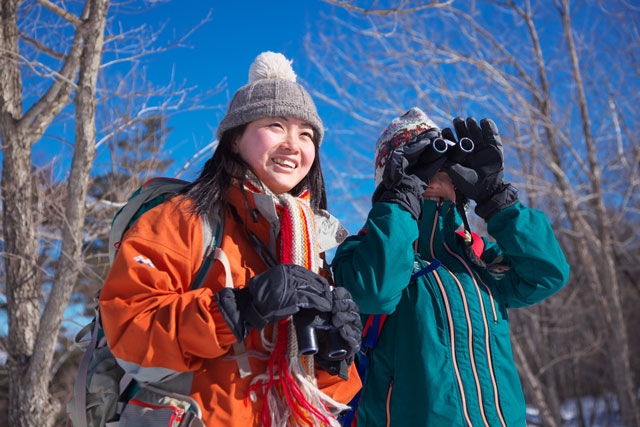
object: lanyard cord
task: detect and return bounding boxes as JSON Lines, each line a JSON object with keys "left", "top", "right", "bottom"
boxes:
{"left": 455, "top": 198, "right": 474, "bottom": 248}
{"left": 226, "top": 202, "right": 278, "bottom": 269}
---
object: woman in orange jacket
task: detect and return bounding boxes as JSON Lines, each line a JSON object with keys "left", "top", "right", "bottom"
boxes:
{"left": 99, "top": 52, "right": 362, "bottom": 427}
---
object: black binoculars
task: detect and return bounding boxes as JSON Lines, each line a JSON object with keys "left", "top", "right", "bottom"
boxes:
{"left": 293, "top": 309, "right": 349, "bottom": 360}
{"left": 419, "top": 135, "right": 474, "bottom": 165}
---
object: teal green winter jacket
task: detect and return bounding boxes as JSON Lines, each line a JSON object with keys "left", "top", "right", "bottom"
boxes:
{"left": 333, "top": 199, "right": 570, "bottom": 427}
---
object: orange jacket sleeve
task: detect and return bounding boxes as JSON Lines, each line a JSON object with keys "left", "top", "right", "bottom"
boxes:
{"left": 99, "top": 199, "right": 236, "bottom": 373}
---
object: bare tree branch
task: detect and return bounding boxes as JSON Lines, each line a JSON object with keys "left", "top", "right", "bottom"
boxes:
{"left": 0, "top": 48, "right": 77, "bottom": 87}
{"left": 308, "top": 1, "right": 640, "bottom": 423}
{"left": 18, "top": 31, "right": 66, "bottom": 60}
{"left": 100, "top": 9, "right": 212, "bottom": 68}
{"left": 34, "top": 0, "right": 82, "bottom": 28}
{"left": 17, "top": 1, "right": 90, "bottom": 139}
{"left": 322, "top": 0, "right": 453, "bottom": 16}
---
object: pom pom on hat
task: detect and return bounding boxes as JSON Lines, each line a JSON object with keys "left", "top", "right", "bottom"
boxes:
{"left": 217, "top": 51, "right": 323, "bottom": 144}
{"left": 374, "top": 107, "right": 439, "bottom": 187}
{"left": 249, "top": 51, "right": 297, "bottom": 83}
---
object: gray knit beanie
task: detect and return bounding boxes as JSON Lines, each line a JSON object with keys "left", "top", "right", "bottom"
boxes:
{"left": 216, "top": 52, "right": 324, "bottom": 145}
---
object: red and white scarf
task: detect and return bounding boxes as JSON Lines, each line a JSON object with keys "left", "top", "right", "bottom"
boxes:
{"left": 244, "top": 177, "right": 320, "bottom": 273}
{"left": 243, "top": 175, "right": 348, "bottom": 427}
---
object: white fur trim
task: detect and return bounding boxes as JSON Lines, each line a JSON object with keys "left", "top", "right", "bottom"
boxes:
{"left": 248, "top": 51, "right": 297, "bottom": 83}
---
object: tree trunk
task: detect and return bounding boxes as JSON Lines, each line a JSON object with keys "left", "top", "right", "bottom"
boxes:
{"left": 512, "top": 337, "right": 560, "bottom": 427}
{"left": 2, "top": 130, "right": 48, "bottom": 424}
{"left": 524, "top": 1, "right": 638, "bottom": 421}
{"left": 1, "top": 0, "right": 43, "bottom": 424}
{"left": 1, "top": 0, "right": 109, "bottom": 424}
{"left": 22, "top": 1, "right": 109, "bottom": 425}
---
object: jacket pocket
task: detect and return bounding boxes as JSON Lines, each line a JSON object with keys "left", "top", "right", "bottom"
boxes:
{"left": 119, "top": 384, "right": 204, "bottom": 427}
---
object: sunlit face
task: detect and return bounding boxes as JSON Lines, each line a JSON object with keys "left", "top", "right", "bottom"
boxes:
{"left": 423, "top": 171, "right": 456, "bottom": 203}
{"left": 233, "top": 116, "right": 316, "bottom": 194}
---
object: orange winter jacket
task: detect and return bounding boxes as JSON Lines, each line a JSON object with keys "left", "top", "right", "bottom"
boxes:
{"left": 99, "top": 186, "right": 361, "bottom": 426}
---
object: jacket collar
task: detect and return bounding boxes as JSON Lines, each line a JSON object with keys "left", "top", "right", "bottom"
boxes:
{"left": 417, "top": 199, "right": 463, "bottom": 259}
{"left": 226, "top": 183, "right": 348, "bottom": 254}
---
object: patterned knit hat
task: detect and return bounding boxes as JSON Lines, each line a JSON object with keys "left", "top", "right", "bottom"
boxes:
{"left": 217, "top": 52, "right": 324, "bottom": 145}
{"left": 374, "top": 107, "right": 439, "bottom": 187}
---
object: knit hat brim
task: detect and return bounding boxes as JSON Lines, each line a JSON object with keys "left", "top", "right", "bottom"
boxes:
{"left": 374, "top": 107, "right": 439, "bottom": 187}
{"left": 217, "top": 82, "right": 323, "bottom": 144}
{"left": 217, "top": 52, "right": 324, "bottom": 145}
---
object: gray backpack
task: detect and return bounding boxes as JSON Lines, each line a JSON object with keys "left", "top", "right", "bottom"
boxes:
{"left": 67, "top": 178, "right": 226, "bottom": 427}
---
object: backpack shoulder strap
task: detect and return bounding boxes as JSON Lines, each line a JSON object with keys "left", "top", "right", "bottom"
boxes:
{"left": 361, "top": 314, "right": 387, "bottom": 351}
{"left": 72, "top": 308, "right": 101, "bottom": 427}
{"left": 191, "top": 203, "right": 252, "bottom": 378}
{"left": 191, "top": 202, "right": 227, "bottom": 290}
{"left": 341, "top": 313, "right": 388, "bottom": 427}
{"left": 73, "top": 186, "right": 233, "bottom": 427}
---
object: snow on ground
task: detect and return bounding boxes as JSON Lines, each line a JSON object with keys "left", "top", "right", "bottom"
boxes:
{"left": 527, "top": 393, "right": 628, "bottom": 426}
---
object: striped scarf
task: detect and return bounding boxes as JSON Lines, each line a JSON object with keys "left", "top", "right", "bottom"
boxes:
{"left": 243, "top": 175, "right": 346, "bottom": 427}
{"left": 243, "top": 177, "right": 320, "bottom": 273}
{"left": 275, "top": 192, "right": 320, "bottom": 274}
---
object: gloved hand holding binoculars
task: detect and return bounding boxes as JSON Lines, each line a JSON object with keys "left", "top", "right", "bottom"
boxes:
{"left": 216, "top": 264, "right": 361, "bottom": 379}
{"left": 372, "top": 124, "right": 473, "bottom": 219}
{"left": 293, "top": 287, "right": 362, "bottom": 379}
{"left": 442, "top": 117, "right": 519, "bottom": 221}
{"left": 374, "top": 115, "right": 518, "bottom": 222}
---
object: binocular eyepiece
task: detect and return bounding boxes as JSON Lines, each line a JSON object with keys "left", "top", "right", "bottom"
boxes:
{"left": 293, "top": 309, "right": 349, "bottom": 361}
{"left": 420, "top": 135, "right": 474, "bottom": 165}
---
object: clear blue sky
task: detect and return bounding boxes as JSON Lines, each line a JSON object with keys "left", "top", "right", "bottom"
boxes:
{"left": 111, "top": 0, "right": 342, "bottom": 179}
{"left": 24, "top": 0, "right": 350, "bottom": 188}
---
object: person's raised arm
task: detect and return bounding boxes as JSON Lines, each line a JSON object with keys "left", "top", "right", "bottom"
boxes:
{"left": 483, "top": 202, "right": 570, "bottom": 308}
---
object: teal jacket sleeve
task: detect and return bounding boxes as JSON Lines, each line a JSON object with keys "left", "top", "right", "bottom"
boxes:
{"left": 332, "top": 202, "right": 419, "bottom": 314}
{"left": 484, "top": 202, "right": 570, "bottom": 308}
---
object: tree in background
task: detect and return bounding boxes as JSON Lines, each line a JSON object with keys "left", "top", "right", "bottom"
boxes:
{"left": 310, "top": 1, "right": 639, "bottom": 425}
{"left": 81, "top": 115, "right": 174, "bottom": 302}
{"left": 0, "top": 1, "right": 216, "bottom": 425}
{"left": 1, "top": 1, "right": 108, "bottom": 424}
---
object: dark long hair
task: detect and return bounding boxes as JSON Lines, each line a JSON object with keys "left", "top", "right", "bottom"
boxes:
{"left": 181, "top": 124, "right": 327, "bottom": 217}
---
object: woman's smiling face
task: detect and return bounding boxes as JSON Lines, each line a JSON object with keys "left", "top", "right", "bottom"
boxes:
{"left": 234, "top": 116, "right": 316, "bottom": 194}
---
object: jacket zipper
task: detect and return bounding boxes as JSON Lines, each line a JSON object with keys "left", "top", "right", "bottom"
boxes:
{"left": 427, "top": 204, "right": 473, "bottom": 426}
{"left": 443, "top": 243, "right": 507, "bottom": 427}
{"left": 128, "top": 399, "right": 184, "bottom": 426}
{"left": 385, "top": 377, "right": 393, "bottom": 427}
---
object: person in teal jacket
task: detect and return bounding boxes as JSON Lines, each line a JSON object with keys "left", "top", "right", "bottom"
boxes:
{"left": 333, "top": 108, "right": 570, "bottom": 426}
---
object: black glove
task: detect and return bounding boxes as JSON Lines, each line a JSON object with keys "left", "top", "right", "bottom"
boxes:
{"left": 444, "top": 117, "right": 518, "bottom": 220}
{"left": 328, "top": 287, "right": 362, "bottom": 360}
{"left": 216, "top": 264, "right": 333, "bottom": 341}
{"left": 315, "top": 287, "right": 362, "bottom": 379}
{"left": 372, "top": 129, "right": 446, "bottom": 219}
